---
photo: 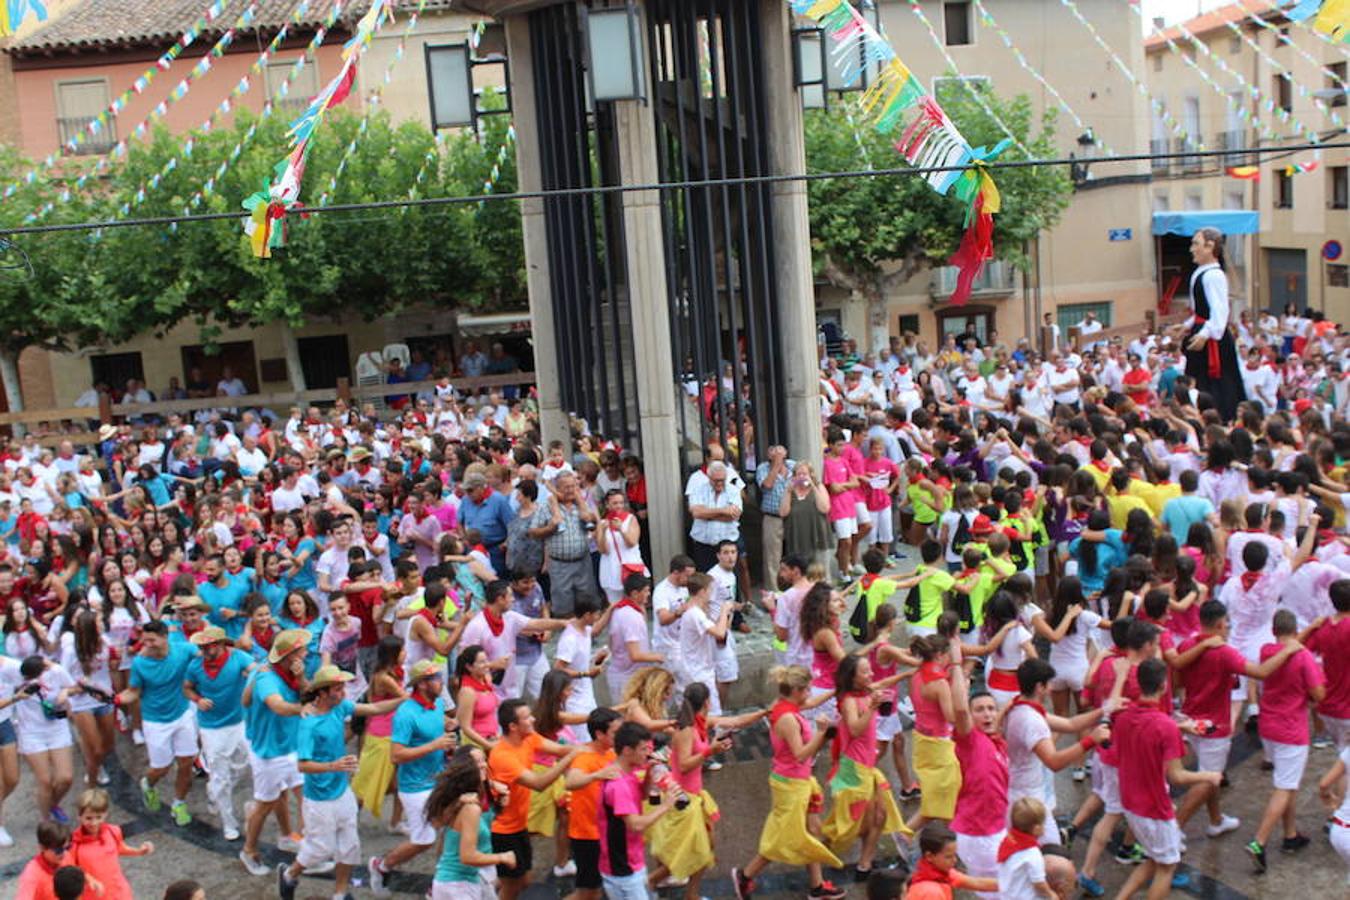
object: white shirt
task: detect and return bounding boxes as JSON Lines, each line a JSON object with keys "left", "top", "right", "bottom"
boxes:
{"left": 218, "top": 378, "right": 247, "bottom": 397}
{"left": 1049, "top": 367, "right": 1080, "bottom": 405}
{"left": 271, "top": 484, "right": 306, "bottom": 514}
{"left": 235, "top": 446, "right": 268, "bottom": 476}
{"left": 1240, "top": 363, "right": 1279, "bottom": 411}
{"left": 1004, "top": 701, "right": 1054, "bottom": 808}
{"left": 677, "top": 605, "right": 717, "bottom": 684}
{"left": 998, "top": 846, "right": 1048, "bottom": 900}
{"left": 1187, "top": 263, "right": 1230, "bottom": 340}
{"left": 687, "top": 481, "right": 742, "bottom": 545}
{"left": 650, "top": 578, "right": 687, "bottom": 657}
{"left": 555, "top": 623, "right": 598, "bottom": 715}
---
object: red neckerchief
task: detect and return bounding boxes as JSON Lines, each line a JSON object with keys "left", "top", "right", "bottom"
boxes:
{"left": 462, "top": 675, "right": 494, "bottom": 696}
{"left": 291, "top": 612, "right": 315, "bottom": 628}
{"left": 910, "top": 857, "right": 960, "bottom": 888}
{"left": 1012, "top": 695, "right": 1047, "bottom": 720}
{"left": 253, "top": 622, "right": 276, "bottom": 651}
{"left": 482, "top": 607, "right": 505, "bottom": 637}
{"left": 769, "top": 698, "right": 800, "bottom": 726}
{"left": 471, "top": 543, "right": 488, "bottom": 556}
{"left": 389, "top": 665, "right": 405, "bottom": 684}
{"left": 414, "top": 510, "right": 430, "bottom": 523}
{"left": 919, "top": 661, "right": 947, "bottom": 683}
{"left": 29, "top": 850, "right": 64, "bottom": 877}
{"left": 859, "top": 573, "right": 879, "bottom": 591}
{"left": 181, "top": 620, "right": 204, "bottom": 639}
{"left": 958, "top": 567, "right": 980, "bottom": 580}
{"left": 417, "top": 607, "right": 441, "bottom": 629}
{"left": 1076, "top": 436, "right": 1093, "bottom": 447}
{"left": 1090, "top": 459, "right": 1111, "bottom": 472}
{"left": 997, "top": 828, "right": 1041, "bottom": 862}
{"left": 693, "top": 713, "right": 709, "bottom": 746}
{"left": 273, "top": 662, "right": 305, "bottom": 695}
{"left": 1240, "top": 571, "right": 1263, "bottom": 591}
{"left": 201, "top": 648, "right": 230, "bottom": 679}
{"left": 285, "top": 536, "right": 300, "bottom": 552}
{"left": 614, "top": 597, "right": 644, "bottom": 615}
{"left": 411, "top": 689, "right": 438, "bottom": 710}
{"left": 1172, "top": 444, "right": 1191, "bottom": 454}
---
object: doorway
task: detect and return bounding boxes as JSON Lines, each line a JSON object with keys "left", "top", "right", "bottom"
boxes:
{"left": 180, "top": 341, "right": 259, "bottom": 395}
{"left": 297, "top": 335, "right": 351, "bottom": 390}
{"left": 1266, "top": 248, "right": 1307, "bottom": 313}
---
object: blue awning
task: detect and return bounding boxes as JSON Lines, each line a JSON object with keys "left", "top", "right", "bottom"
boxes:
{"left": 1151, "top": 210, "right": 1260, "bottom": 237}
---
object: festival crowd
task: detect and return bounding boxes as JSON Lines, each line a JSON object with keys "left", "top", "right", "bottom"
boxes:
{"left": 4, "top": 234, "right": 1350, "bottom": 900}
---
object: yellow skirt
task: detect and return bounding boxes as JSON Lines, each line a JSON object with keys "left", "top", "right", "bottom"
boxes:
{"left": 527, "top": 762, "right": 568, "bottom": 836}
{"left": 648, "top": 789, "right": 719, "bottom": 879}
{"left": 820, "top": 757, "right": 908, "bottom": 854}
{"left": 352, "top": 734, "right": 396, "bottom": 819}
{"left": 912, "top": 733, "right": 962, "bottom": 820}
{"left": 756, "top": 774, "right": 843, "bottom": 868}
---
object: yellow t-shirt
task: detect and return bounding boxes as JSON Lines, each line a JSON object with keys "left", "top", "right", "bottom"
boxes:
{"left": 1106, "top": 493, "right": 1153, "bottom": 530}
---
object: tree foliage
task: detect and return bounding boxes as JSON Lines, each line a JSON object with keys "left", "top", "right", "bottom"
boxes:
{"left": 803, "top": 80, "right": 1072, "bottom": 304}
{"left": 0, "top": 105, "right": 523, "bottom": 357}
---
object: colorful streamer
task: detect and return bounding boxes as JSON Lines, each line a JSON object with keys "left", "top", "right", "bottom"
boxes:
{"left": 1288, "top": 0, "right": 1350, "bottom": 44}
{"left": 0, "top": 0, "right": 48, "bottom": 38}
{"left": 790, "top": 0, "right": 1003, "bottom": 305}
{"left": 1248, "top": 8, "right": 1350, "bottom": 91}
{"left": 1285, "top": 159, "right": 1320, "bottom": 175}
{"left": 1226, "top": 166, "right": 1261, "bottom": 180}
{"left": 1218, "top": 14, "right": 1347, "bottom": 136}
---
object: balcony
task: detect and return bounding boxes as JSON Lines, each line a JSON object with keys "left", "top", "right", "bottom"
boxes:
{"left": 56, "top": 116, "right": 116, "bottom": 155}
{"left": 1217, "top": 129, "right": 1249, "bottom": 167}
{"left": 931, "top": 259, "right": 1017, "bottom": 298}
{"left": 1174, "top": 136, "right": 1203, "bottom": 174}
{"left": 1150, "top": 138, "right": 1171, "bottom": 176}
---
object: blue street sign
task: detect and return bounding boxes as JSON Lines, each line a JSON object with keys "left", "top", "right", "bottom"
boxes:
{"left": 1108, "top": 228, "right": 1132, "bottom": 242}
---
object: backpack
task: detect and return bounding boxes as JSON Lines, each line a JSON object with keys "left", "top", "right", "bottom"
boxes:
{"left": 950, "top": 511, "right": 974, "bottom": 556}
{"left": 848, "top": 592, "right": 871, "bottom": 643}
{"left": 903, "top": 585, "right": 921, "bottom": 624}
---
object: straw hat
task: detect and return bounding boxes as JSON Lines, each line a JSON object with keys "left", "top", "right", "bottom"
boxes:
{"left": 98, "top": 424, "right": 117, "bottom": 441}
{"left": 407, "top": 659, "right": 442, "bottom": 685}
{"left": 188, "top": 626, "right": 229, "bottom": 646}
{"left": 308, "top": 664, "right": 354, "bottom": 692}
{"left": 268, "top": 628, "right": 312, "bottom": 664}
{"left": 173, "top": 596, "right": 212, "bottom": 613}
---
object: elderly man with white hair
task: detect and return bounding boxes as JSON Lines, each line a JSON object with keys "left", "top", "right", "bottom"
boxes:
{"left": 687, "top": 460, "right": 743, "bottom": 573}
{"left": 527, "top": 470, "right": 599, "bottom": 617}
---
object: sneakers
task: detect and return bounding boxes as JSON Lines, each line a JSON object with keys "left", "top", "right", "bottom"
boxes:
{"left": 1113, "top": 842, "right": 1145, "bottom": 864}
{"left": 132, "top": 728, "right": 145, "bottom": 745}
{"left": 307, "top": 860, "right": 336, "bottom": 875}
{"left": 1061, "top": 823, "right": 1078, "bottom": 847}
{"left": 48, "top": 806, "right": 69, "bottom": 825}
{"left": 140, "top": 777, "right": 160, "bottom": 813}
{"left": 1076, "top": 873, "right": 1105, "bottom": 898}
{"left": 898, "top": 783, "right": 922, "bottom": 802}
{"left": 705, "top": 759, "right": 724, "bottom": 772}
{"left": 222, "top": 812, "right": 241, "bottom": 842}
{"left": 0, "top": 826, "right": 12, "bottom": 848}
{"left": 1172, "top": 871, "right": 1190, "bottom": 889}
{"left": 1205, "top": 814, "right": 1240, "bottom": 837}
{"left": 277, "top": 833, "right": 302, "bottom": 853}
{"left": 96, "top": 766, "right": 110, "bottom": 786}
{"left": 808, "top": 880, "right": 847, "bottom": 899}
{"left": 553, "top": 860, "right": 577, "bottom": 878}
{"left": 897, "top": 696, "right": 915, "bottom": 719}
{"left": 1281, "top": 833, "right": 1310, "bottom": 853}
{"left": 277, "top": 864, "right": 297, "bottom": 900}
{"left": 1071, "top": 766, "right": 1087, "bottom": 782}
{"left": 732, "top": 866, "right": 754, "bottom": 899}
{"left": 239, "top": 850, "right": 271, "bottom": 877}
{"left": 1246, "top": 840, "right": 1267, "bottom": 873}
{"left": 369, "top": 856, "right": 390, "bottom": 898}
{"left": 1313, "top": 734, "right": 1334, "bottom": 749}
{"left": 171, "top": 801, "right": 191, "bottom": 827}
{"left": 853, "top": 867, "right": 872, "bottom": 883}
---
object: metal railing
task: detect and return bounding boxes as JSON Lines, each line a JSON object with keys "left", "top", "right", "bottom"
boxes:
{"left": 1175, "top": 136, "right": 1203, "bottom": 173}
{"left": 1217, "top": 129, "right": 1249, "bottom": 167}
{"left": 56, "top": 116, "right": 116, "bottom": 154}
{"left": 1149, "top": 138, "right": 1171, "bottom": 175}
{"left": 931, "top": 259, "right": 1017, "bottom": 296}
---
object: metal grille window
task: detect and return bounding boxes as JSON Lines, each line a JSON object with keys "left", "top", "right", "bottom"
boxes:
{"left": 1057, "top": 302, "right": 1112, "bottom": 333}
{"left": 55, "top": 79, "right": 114, "bottom": 154}
{"left": 265, "top": 59, "right": 320, "bottom": 114}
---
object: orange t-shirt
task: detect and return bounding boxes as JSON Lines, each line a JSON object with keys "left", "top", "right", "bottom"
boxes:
{"left": 567, "top": 748, "right": 617, "bottom": 841}
{"left": 489, "top": 732, "right": 543, "bottom": 834}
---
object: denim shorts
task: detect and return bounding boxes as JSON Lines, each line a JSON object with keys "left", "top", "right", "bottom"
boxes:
{"left": 600, "top": 870, "right": 652, "bottom": 900}
{"left": 0, "top": 719, "right": 14, "bottom": 746}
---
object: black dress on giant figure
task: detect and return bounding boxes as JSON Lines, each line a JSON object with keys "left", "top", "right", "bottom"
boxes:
{"left": 1183, "top": 227, "right": 1245, "bottom": 421}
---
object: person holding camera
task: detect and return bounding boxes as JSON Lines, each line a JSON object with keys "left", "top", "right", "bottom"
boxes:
{"left": 12, "top": 655, "right": 79, "bottom": 826}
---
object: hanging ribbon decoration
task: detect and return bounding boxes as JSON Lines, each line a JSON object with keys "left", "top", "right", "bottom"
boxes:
{"left": 1226, "top": 166, "right": 1261, "bottom": 180}
{"left": 1216, "top": 14, "right": 1347, "bottom": 135}
{"left": 243, "top": 0, "right": 394, "bottom": 257}
{"left": 0, "top": 0, "right": 47, "bottom": 37}
{"left": 1287, "top": 0, "right": 1350, "bottom": 44}
{"left": 1285, "top": 160, "right": 1320, "bottom": 175}
{"left": 790, "top": 0, "right": 1003, "bottom": 305}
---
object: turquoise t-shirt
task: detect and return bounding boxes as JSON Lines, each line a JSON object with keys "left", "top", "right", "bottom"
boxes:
{"left": 129, "top": 642, "right": 196, "bottom": 723}
{"left": 257, "top": 576, "right": 288, "bottom": 612}
{"left": 276, "top": 615, "right": 325, "bottom": 678}
{"left": 435, "top": 806, "right": 495, "bottom": 883}
{"left": 246, "top": 668, "right": 301, "bottom": 759}
{"left": 1161, "top": 495, "right": 1214, "bottom": 543}
{"left": 297, "top": 700, "right": 355, "bottom": 802}
{"left": 391, "top": 697, "right": 448, "bottom": 794}
{"left": 286, "top": 539, "right": 319, "bottom": 592}
{"left": 200, "top": 578, "right": 251, "bottom": 641}
{"left": 184, "top": 649, "right": 251, "bottom": 729}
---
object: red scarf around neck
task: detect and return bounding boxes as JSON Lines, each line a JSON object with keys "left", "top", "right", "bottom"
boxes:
{"left": 411, "top": 688, "right": 439, "bottom": 710}
{"left": 418, "top": 607, "right": 441, "bottom": 630}
{"left": 859, "top": 573, "right": 879, "bottom": 591}
{"left": 997, "top": 828, "right": 1041, "bottom": 862}
{"left": 1240, "top": 570, "right": 1263, "bottom": 591}
{"left": 1090, "top": 459, "right": 1111, "bottom": 473}
{"left": 252, "top": 622, "right": 276, "bottom": 650}
{"left": 769, "top": 698, "right": 800, "bottom": 727}
{"left": 693, "top": 713, "right": 709, "bottom": 746}
{"left": 1012, "top": 696, "right": 1047, "bottom": 719}
{"left": 201, "top": 648, "right": 230, "bottom": 679}
{"left": 180, "top": 620, "right": 204, "bottom": 639}
{"left": 614, "top": 597, "right": 643, "bottom": 616}
{"left": 482, "top": 607, "right": 505, "bottom": 637}
{"left": 273, "top": 662, "right": 305, "bottom": 696}
{"left": 910, "top": 857, "right": 960, "bottom": 889}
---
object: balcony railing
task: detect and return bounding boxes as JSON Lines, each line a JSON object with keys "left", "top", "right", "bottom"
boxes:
{"left": 1174, "top": 136, "right": 1203, "bottom": 173}
{"left": 1217, "top": 129, "right": 1249, "bottom": 167}
{"left": 931, "top": 259, "right": 1017, "bottom": 297}
{"left": 56, "top": 116, "right": 116, "bottom": 155}
{"left": 1149, "top": 138, "right": 1171, "bottom": 176}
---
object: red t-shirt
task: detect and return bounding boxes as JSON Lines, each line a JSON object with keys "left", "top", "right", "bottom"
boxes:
{"left": 1257, "top": 644, "right": 1325, "bottom": 746}
{"left": 346, "top": 586, "right": 384, "bottom": 647}
{"left": 1305, "top": 616, "right": 1350, "bottom": 719}
{"left": 1115, "top": 702, "right": 1185, "bottom": 820}
{"left": 951, "top": 727, "right": 1009, "bottom": 837}
{"left": 1177, "top": 636, "right": 1247, "bottom": 738}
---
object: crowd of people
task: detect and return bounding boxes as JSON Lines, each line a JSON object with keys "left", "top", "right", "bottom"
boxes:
{"left": 2, "top": 230, "right": 1350, "bottom": 899}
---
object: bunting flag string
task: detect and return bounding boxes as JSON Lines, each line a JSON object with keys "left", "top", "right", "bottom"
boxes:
{"left": 1129, "top": 2, "right": 1317, "bottom": 148}
{"left": 0, "top": 0, "right": 48, "bottom": 38}
{"left": 1056, "top": 0, "right": 1196, "bottom": 146}
{"left": 905, "top": 0, "right": 1028, "bottom": 156}
{"left": 1247, "top": 8, "right": 1350, "bottom": 88}
{"left": 1, "top": 0, "right": 227, "bottom": 201}
{"left": 972, "top": 0, "right": 1110, "bottom": 155}
{"left": 1287, "top": 0, "right": 1350, "bottom": 45}
{"left": 481, "top": 121, "right": 517, "bottom": 197}
{"left": 316, "top": 1, "right": 425, "bottom": 207}
{"left": 1285, "top": 159, "right": 1320, "bottom": 175}
{"left": 789, "top": 0, "right": 1005, "bottom": 305}
{"left": 243, "top": 0, "right": 395, "bottom": 257}
{"left": 1217, "top": 13, "right": 1347, "bottom": 135}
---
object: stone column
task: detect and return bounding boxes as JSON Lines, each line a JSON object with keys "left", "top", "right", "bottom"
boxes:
{"left": 759, "top": 0, "right": 822, "bottom": 468}
{"left": 504, "top": 15, "right": 568, "bottom": 448}
{"left": 612, "top": 9, "right": 684, "bottom": 573}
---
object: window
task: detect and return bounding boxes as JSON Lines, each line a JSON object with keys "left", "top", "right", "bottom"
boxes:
{"left": 937, "top": 306, "right": 994, "bottom": 344}
{"left": 1330, "top": 62, "right": 1347, "bottom": 107}
{"left": 89, "top": 353, "right": 144, "bottom": 395}
{"left": 1277, "top": 25, "right": 1291, "bottom": 46}
{"left": 1330, "top": 264, "right": 1350, "bottom": 288}
{"left": 1229, "top": 34, "right": 1242, "bottom": 55}
{"left": 898, "top": 314, "right": 920, "bottom": 337}
{"left": 1184, "top": 191, "right": 1204, "bottom": 211}
{"left": 1276, "top": 170, "right": 1294, "bottom": 209}
{"left": 943, "top": 1, "right": 972, "bottom": 46}
{"left": 1153, "top": 191, "right": 1170, "bottom": 212}
{"left": 55, "top": 79, "right": 114, "bottom": 154}
{"left": 1152, "top": 53, "right": 1163, "bottom": 73}
{"left": 1276, "top": 73, "right": 1292, "bottom": 112}
{"left": 1057, "top": 302, "right": 1113, "bottom": 334}
{"left": 265, "top": 59, "right": 320, "bottom": 113}
{"left": 1332, "top": 166, "right": 1349, "bottom": 210}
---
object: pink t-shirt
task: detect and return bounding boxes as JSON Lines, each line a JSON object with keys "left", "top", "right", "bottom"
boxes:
{"left": 599, "top": 771, "right": 647, "bottom": 876}
{"left": 1257, "top": 644, "right": 1325, "bottom": 745}
{"left": 821, "top": 455, "right": 855, "bottom": 521}
{"left": 952, "top": 727, "right": 1009, "bottom": 837}
{"left": 1115, "top": 703, "right": 1185, "bottom": 820}
{"left": 607, "top": 606, "right": 651, "bottom": 679}
{"left": 1177, "top": 637, "right": 1246, "bottom": 738}
{"left": 840, "top": 444, "right": 866, "bottom": 504}
{"left": 460, "top": 610, "right": 530, "bottom": 698}
{"left": 1305, "top": 616, "right": 1350, "bottom": 719}
{"left": 862, "top": 457, "right": 899, "bottom": 513}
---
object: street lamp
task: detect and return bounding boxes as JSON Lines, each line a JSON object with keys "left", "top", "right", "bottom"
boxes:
{"left": 425, "top": 43, "right": 475, "bottom": 129}
{"left": 583, "top": 3, "right": 646, "bottom": 102}
{"left": 1071, "top": 127, "right": 1097, "bottom": 184}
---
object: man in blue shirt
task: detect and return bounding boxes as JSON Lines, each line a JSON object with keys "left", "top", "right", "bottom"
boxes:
{"left": 239, "top": 628, "right": 310, "bottom": 877}
{"left": 118, "top": 621, "right": 198, "bottom": 828}
{"left": 199, "top": 554, "right": 251, "bottom": 642}
{"left": 457, "top": 472, "right": 515, "bottom": 573}
{"left": 277, "top": 665, "right": 402, "bottom": 900}
{"left": 183, "top": 626, "right": 254, "bottom": 841}
{"left": 1161, "top": 469, "right": 1215, "bottom": 541}
{"left": 755, "top": 445, "right": 796, "bottom": 591}
{"left": 369, "top": 659, "right": 457, "bottom": 897}
{"left": 164, "top": 594, "right": 211, "bottom": 645}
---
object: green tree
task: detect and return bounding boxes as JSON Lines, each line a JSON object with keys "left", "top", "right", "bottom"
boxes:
{"left": 804, "top": 80, "right": 1072, "bottom": 349}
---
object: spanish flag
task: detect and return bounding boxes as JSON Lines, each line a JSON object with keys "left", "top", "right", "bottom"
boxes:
{"left": 1226, "top": 166, "right": 1261, "bottom": 180}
